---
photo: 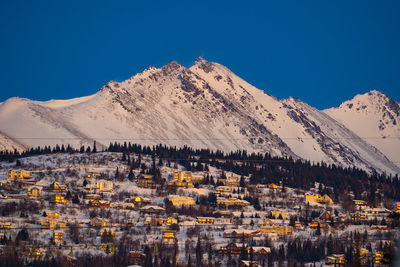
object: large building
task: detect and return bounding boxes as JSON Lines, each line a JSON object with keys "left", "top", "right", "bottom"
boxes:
{"left": 305, "top": 193, "right": 333, "bottom": 205}
{"left": 173, "top": 171, "right": 203, "bottom": 182}
{"left": 168, "top": 195, "right": 195, "bottom": 206}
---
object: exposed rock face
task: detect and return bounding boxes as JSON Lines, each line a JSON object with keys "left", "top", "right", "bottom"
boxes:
{"left": 0, "top": 59, "right": 399, "bottom": 174}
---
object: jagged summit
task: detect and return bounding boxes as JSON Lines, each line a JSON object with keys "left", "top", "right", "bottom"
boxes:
{"left": 0, "top": 58, "right": 399, "bottom": 175}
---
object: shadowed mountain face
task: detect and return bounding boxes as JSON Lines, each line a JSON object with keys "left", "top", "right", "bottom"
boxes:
{"left": 0, "top": 58, "right": 399, "bottom": 174}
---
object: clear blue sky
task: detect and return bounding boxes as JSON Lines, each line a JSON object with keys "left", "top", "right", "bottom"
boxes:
{"left": 1, "top": 0, "right": 399, "bottom": 109}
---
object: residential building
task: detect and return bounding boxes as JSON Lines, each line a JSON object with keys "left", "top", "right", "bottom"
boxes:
{"left": 217, "top": 197, "right": 250, "bottom": 207}
{"left": 7, "top": 170, "right": 32, "bottom": 181}
{"left": 51, "top": 194, "right": 68, "bottom": 204}
{"left": 168, "top": 195, "right": 195, "bottom": 206}
{"left": 354, "top": 200, "right": 368, "bottom": 208}
{"left": 305, "top": 193, "right": 333, "bottom": 205}
{"left": 173, "top": 171, "right": 203, "bottom": 182}
{"left": 54, "top": 232, "right": 64, "bottom": 242}
{"left": 197, "top": 217, "right": 215, "bottom": 224}
{"left": 161, "top": 230, "right": 177, "bottom": 243}
{"left": 260, "top": 226, "right": 293, "bottom": 235}
{"left": 326, "top": 254, "right": 345, "bottom": 265}
{"left": 27, "top": 186, "right": 42, "bottom": 198}
{"left": 137, "top": 174, "right": 156, "bottom": 189}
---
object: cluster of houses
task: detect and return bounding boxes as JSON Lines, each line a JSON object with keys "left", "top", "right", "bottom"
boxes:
{"left": 0, "top": 166, "right": 399, "bottom": 266}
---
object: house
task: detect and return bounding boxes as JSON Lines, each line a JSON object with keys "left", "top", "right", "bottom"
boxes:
{"left": 268, "top": 183, "right": 278, "bottom": 191}
{"left": 54, "top": 232, "right": 64, "bottom": 242}
{"left": 166, "top": 217, "right": 178, "bottom": 225}
{"left": 173, "top": 171, "right": 203, "bottom": 182}
{"left": 309, "top": 220, "right": 329, "bottom": 229}
{"left": 48, "top": 182, "right": 66, "bottom": 193}
{"left": 27, "top": 186, "right": 42, "bottom": 198}
{"left": 223, "top": 229, "right": 261, "bottom": 238}
{"left": 41, "top": 219, "right": 66, "bottom": 230}
{"left": 90, "top": 217, "right": 107, "bottom": 228}
{"left": 360, "top": 248, "right": 371, "bottom": 258}
{"left": 168, "top": 195, "right": 195, "bottom": 206}
{"left": 144, "top": 217, "right": 164, "bottom": 226}
{"left": 218, "top": 242, "right": 247, "bottom": 254}
{"left": 132, "top": 196, "right": 152, "bottom": 204}
{"left": 217, "top": 197, "right": 250, "bottom": 207}
{"left": 240, "top": 260, "right": 259, "bottom": 267}
{"left": 370, "top": 225, "right": 388, "bottom": 230}
{"left": 305, "top": 193, "right": 333, "bottom": 205}
{"left": 326, "top": 254, "right": 345, "bottom": 265}
{"left": 51, "top": 194, "right": 68, "bottom": 204}
{"left": 137, "top": 174, "right": 156, "bottom": 189}
{"left": 319, "top": 210, "right": 332, "bottom": 221}
{"left": 354, "top": 200, "right": 368, "bottom": 208}
{"left": 226, "top": 176, "right": 239, "bottom": 187}
{"left": 197, "top": 217, "right": 215, "bottom": 224}
{"left": 7, "top": 170, "right": 32, "bottom": 181}
{"left": 248, "top": 247, "right": 271, "bottom": 255}
{"left": 46, "top": 212, "right": 60, "bottom": 219}
{"left": 167, "top": 180, "right": 194, "bottom": 189}
{"left": 375, "top": 251, "right": 384, "bottom": 264}
{"left": 129, "top": 250, "right": 145, "bottom": 263}
{"left": 86, "top": 180, "right": 114, "bottom": 193}
{"left": 85, "top": 172, "right": 102, "bottom": 178}
{"left": 361, "top": 207, "right": 390, "bottom": 220}
{"left": 162, "top": 230, "right": 177, "bottom": 243}
{"left": 216, "top": 186, "right": 233, "bottom": 195}
{"left": 260, "top": 226, "right": 293, "bottom": 235}
{"left": 140, "top": 205, "right": 165, "bottom": 214}
{"left": 89, "top": 200, "right": 110, "bottom": 208}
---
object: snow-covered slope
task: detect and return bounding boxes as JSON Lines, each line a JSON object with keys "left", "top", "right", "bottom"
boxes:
{"left": 324, "top": 90, "right": 400, "bottom": 169}
{"left": 0, "top": 58, "right": 398, "bottom": 174}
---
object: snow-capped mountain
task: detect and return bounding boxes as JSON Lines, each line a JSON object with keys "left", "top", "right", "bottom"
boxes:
{"left": 0, "top": 58, "right": 399, "bottom": 174}
{"left": 324, "top": 90, "right": 400, "bottom": 170}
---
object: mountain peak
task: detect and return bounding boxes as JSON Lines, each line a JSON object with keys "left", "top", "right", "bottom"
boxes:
{"left": 193, "top": 57, "right": 215, "bottom": 73}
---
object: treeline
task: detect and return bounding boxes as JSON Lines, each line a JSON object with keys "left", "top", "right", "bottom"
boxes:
{"left": 1, "top": 141, "right": 400, "bottom": 204}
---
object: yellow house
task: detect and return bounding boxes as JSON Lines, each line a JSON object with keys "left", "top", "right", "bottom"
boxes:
{"left": 326, "top": 254, "right": 345, "bottom": 265}
{"left": 268, "top": 184, "right": 278, "bottom": 191}
{"left": 162, "top": 230, "right": 177, "bottom": 243}
{"left": 354, "top": 200, "right": 368, "bottom": 208}
{"left": 375, "top": 251, "right": 384, "bottom": 264}
{"left": 51, "top": 194, "right": 68, "bottom": 204}
{"left": 49, "top": 182, "right": 66, "bottom": 193}
{"left": 226, "top": 176, "right": 239, "bottom": 187}
{"left": 216, "top": 186, "right": 233, "bottom": 194}
{"left": 360, "top": 248, "right": 371, "bottom": 258}
{"left": 305, "top": 193, "right": 333, "bottom": 205}
{"left": 166, "top": 217, "right": 178, "bottom": 225}
{"left": 137, "top": 174, "right": 156, "bottom": 189}
{"left": 41, "top": 219, "right": 66, "bottom": 230}
{"left": 173, "top": 171, "right": 203, "bottom": 182}
{"left": 168, "top": 195, "right": 195, "bottom": 206}
{"left": 7, "top": 170, "right": 32, "bottom": 180}
{"left": 217, "top": 197, "right": 250, "bottom": 207}
{"left": 260, "top": 226, "right": 293, "bottom": 235}
{"left": 54, "top": 232, "right": 64, "bottom": 242}
{"left": 27, "top": 186, "right": 42, "bottom": 198}
{"left": 85, "top": 172, "right": 102, "bottom": 178}
{"left": 197, "top": 217, "right": 215, "bottom": 224}
{"left": 47, "top": 212, "right": 60, "bottom": 219}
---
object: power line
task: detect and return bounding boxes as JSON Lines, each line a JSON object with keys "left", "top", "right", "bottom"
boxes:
{"left": 0, "top": 136, "right": 399, "bottom": 141}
